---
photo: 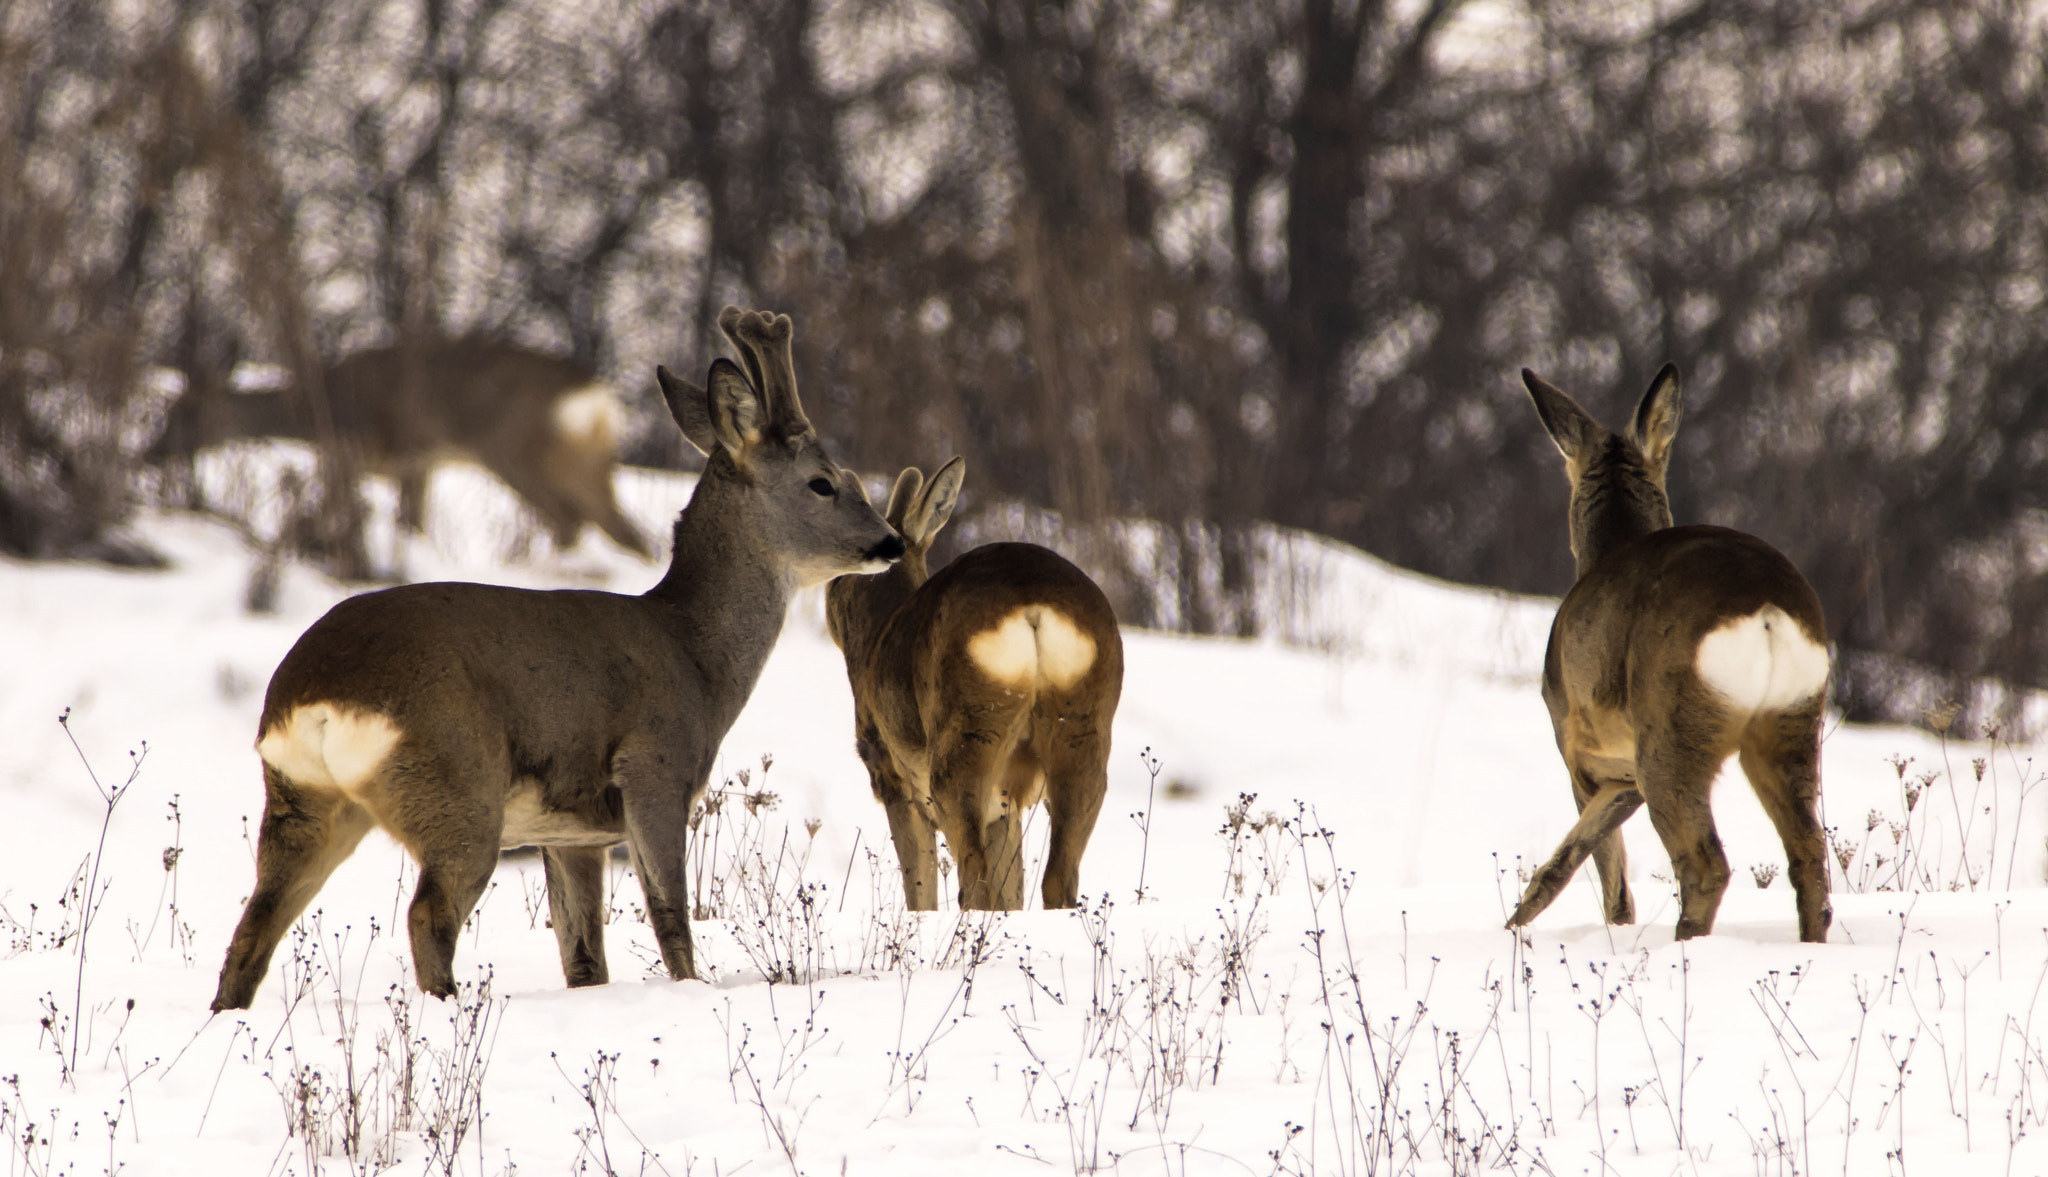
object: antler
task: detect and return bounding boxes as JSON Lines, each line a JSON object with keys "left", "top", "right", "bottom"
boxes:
{"left": 717, "top": 305, "right": 810, "bottom": 437}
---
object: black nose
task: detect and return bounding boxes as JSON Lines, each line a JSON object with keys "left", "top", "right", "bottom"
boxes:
{"left": 867, "top": 534, "right": 906, "bottom": 563}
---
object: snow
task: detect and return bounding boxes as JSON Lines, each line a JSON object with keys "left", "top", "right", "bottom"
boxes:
{"left": 3, "top": 449, "right": 2047, "bottom": 1175}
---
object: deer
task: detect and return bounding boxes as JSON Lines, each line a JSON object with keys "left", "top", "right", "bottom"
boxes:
{"left": 1506, "top": 364, "right": 1832, "bottom": 944}
{"left": 210, "top": 308, "right": 905, "bottom": 1009}
{"left": 151, "top": 338, "right": 652, "bottom": 558}
{"left": 824, "top": 457, "right": 1123, "bottom": 911}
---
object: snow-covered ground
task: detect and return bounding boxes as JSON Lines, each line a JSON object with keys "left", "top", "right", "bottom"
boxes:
{"left": 3, "top": 450, "right": 2046, "bottom": 1175}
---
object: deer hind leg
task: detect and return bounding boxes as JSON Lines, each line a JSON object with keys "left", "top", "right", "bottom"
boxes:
{"left": 543, "top": 440, "right": 650, "bottom": 558}
{"left": 1039, "top": 715, "right": 1110, "bottom": 910}
{"left": 878, "top": 782, "right": 940, "bottom": 911}
{"left": 480, "top": 448, "right": 587, "bottom": 551}
{"left": 379, "top": 757, "right": 506, "bottom": 999}
{"left": 1574, "top": 769, "right": 1638, "bottom": 924}
{"left": 1507, "top": 782, "right": 1643, "bottom": 931}
{"left": 542, "top": 846, "right": 611, "bottom": 987}
{"left": 213, "top": 766, "right": 376, "bottom": 1010}
{"left": 1636, "top": 721, "right": 1735, "bottom": 941}
{"left": 930, "top": 711, "right": 1027, "bottom": 911}
{"left": 1739, "top": 702, "right": 1831, "bottom": 943}
{"left": 979, "top": 740, "right": 1049, "bottom": 909}
{"left": 395, "top": 465, "right": 432, "bottom": 535}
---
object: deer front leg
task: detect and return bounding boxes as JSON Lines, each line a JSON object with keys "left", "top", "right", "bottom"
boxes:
{"left": 620, "top": 780, "right": 700, "bottom": 982}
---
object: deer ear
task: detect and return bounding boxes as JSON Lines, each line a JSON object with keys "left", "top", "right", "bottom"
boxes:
{"left": 884, "top": 467, "right": 924, "bottom": 531}
{"left": 1628, "top": 362, "right": 1682, "bottom": 473}
{"left": 903, "top": 456, "right": 964, "bottom": 548}
{"left": 1523, "top": 369, "right": 1603, "bottom": 465}
{"left": 703, "top": 357, "right": 765, "bottom": 457}
{"left": 657, "top": 365, "right": 717, "bottom": 455}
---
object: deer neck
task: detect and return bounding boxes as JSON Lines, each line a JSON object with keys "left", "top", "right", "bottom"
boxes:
{"left": 1569, "top": 447, "right": 1673, "bottom": 581}
{"left": 833, "top": 559, "right": 924, "bottom": 673}
{"left": 644, "top": 468, "right": 796, "bottom": 705}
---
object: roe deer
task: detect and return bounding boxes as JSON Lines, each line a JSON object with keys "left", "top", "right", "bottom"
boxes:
{"left": 1506, "top": 364, "right": 1832, "bottom": 943}
{"left": 153, "top": 338, "right": 652, "bottom": 557}
{"left": 824, "top": 458, "right": 1123, "bottom": 911}
{"left": 210, "top": 308, "right": 904, "bottom": 1009}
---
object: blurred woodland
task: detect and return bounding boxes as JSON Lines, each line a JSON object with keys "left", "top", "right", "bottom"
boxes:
{"left": 2, "top": 0, "right": 2045, "bottom": 722}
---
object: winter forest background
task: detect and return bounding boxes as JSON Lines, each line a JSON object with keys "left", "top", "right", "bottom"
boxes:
{"left": 4, "top": 0, "right": 2046, "bottom": 723}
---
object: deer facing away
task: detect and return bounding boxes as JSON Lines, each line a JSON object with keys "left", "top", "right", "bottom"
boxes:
{"left": 1507, "top": 364, "right": 1832, "bottom": 944}
{"left": 825, "top": 458, "right": 1123, "bottom": 911}
{"left": 152, "top": 338, "right": 652, "bottom": 557}
{"left": 211, "top": 308, "right": 904, "bottom": 1009}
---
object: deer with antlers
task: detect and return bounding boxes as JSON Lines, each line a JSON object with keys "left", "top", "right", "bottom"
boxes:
{"left": 211, "top": 309, "right": 903, "bottom": 1008}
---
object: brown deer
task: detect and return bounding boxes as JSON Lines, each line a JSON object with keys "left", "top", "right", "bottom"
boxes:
{"left": 210, "top": 308, "right": 904, "bottom": 1009}
{"left": 1507, "top": 364, "right": 1832, "bottom": 944}
{"left": 152, "top": 338, "right": 652, "bottom": 557}
{"left": 824, "top": 458, "right": 1123, "bottom": 911}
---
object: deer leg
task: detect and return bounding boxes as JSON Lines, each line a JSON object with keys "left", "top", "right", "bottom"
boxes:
{"left": 979, "top": 740, "right": 1049, "bottom": 909}
{"left": 619, "top": 783, "right": 699, "bottom": 981}
{"left": 1507, "top": 784, "right": 1643, "bottom": 930}
{"left": 878, "top": 786, "right": 939, "bottom": 911}
{"left": 481, "top": 451, "right": 586, "bottom": 551}
{"left": 930, "top": 714, "right": 1025, "bottom": 911}
{"left": 982, "top": 809, "right": 1027, "bottom": 911}
{"left": 1740, "top": 705, "right": 1832, "bottom": 943}
{"left": 542, "top": 846, "right": 611, "bottom": 986}
{"left": 1040, "top": 725, "right": 1109, "bottom": 910}
{"left": 1637, "top": 730, "right": 1733, "bottom": 941}
{"left": 593, "top": 503, "right": 651, "bottom": 559}
{"left": 213, "top": 767, "right": 374, "bottom": 1010}
{"left": 404, "top": 834, "right": 500, "bottom": 1001}
{"left": 1571, "top": 768, "right": 1637, "bottom": 925}
{"left": 543, "top": 441, "right": 651, "bottom": 558}
{"left": 395, "top": 466, "right": 431, "bottom": 536}
{"left": 936, "top": 802, "right": 993, "bottom": 911}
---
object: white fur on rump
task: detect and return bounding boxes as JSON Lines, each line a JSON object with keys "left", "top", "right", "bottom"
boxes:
{"left": 257, "top": 703, "right": 403, "bottom": 799}
{"left": 551, "top": 382, "right": 625, "bottom": 447}
{"left": 1694, "top": 605, "right": 1830, "bottom": 713}
{"left": 966, "top": 606, "right": 1097, "bottom": 691}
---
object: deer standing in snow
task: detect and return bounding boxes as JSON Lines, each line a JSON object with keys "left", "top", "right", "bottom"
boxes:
{"left": 825, "top": 458, "right": 1123, "bottom": 911}
{"left": 211, "top": 308, "right": 904, "bottom": 1009}
{"left": 153, "top": 338, "right": 652, "bottom": 557}
{"left": 1507, "top": 364, "right": 1832, "bottom": 943}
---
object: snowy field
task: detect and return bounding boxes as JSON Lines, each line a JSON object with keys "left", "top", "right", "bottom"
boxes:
{"left": 4, "top": 449, "right": 2047, "bottom": 1175}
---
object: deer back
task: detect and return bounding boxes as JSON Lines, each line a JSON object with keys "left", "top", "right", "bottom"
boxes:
{"left": 320, "top": 339, "right": 609, "bottom": 464}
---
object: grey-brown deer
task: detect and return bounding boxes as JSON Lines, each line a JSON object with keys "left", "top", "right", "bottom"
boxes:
{"left": 1507, "top": 364, "right": 1832, "bottom": 943}
{"left": 210, "top": 308, "right": 904, "bottom": 1009}
{"left": 153, "top": 338, "right": 652, "bottom": 557}
{"left": 824, "top": 458, "right": 1122, "bottom": 911}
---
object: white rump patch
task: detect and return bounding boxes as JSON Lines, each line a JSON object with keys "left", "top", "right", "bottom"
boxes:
{"left": 551, "top": 382, "right": 624, "bottom": 447}
{"left": 1695, "top": 606, "right": 1831, "bottom": 713}
{"left": 257, "top": 704, "right": 403, "bottom": 798}
{"left": 967, "top": 607, "right": 1097, "bottom": 691}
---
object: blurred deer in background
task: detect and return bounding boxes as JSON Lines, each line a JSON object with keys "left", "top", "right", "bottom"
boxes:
{"left": 826, "top": 457, "right": 1123, "bottom": 911}
{"left": 152, "top": 338, "right": 651, "bottom": 557}
{"left": 1507, "top": 364, "right": 1832, "bottom": 944}
{"left": 210, "top": 308, "right": 904, "bottom": 1008}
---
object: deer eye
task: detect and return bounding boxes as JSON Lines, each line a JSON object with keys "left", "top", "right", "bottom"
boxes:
{"left": 808, "top": 477, "right": 835, "bottom": 497}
